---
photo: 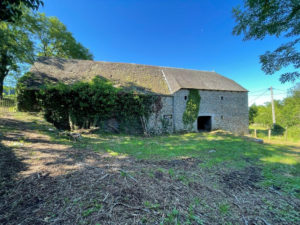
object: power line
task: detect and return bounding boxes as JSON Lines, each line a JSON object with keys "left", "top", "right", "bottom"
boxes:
{"left": 249, "top": 92, "right": 269, "bottom": 97}
{"left": 249, "top": 88, "right": 269, "bottom": 94}
{"left": 249, "top": 89, "right": 269, "bottom": 105}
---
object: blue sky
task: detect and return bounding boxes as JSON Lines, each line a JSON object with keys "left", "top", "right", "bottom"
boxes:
{"left": 36, "top": 0, "right": 297, "bottom": 105}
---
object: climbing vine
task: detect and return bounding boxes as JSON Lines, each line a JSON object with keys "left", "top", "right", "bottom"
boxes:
{"left": 182, "top": 89, "right": 201, "bottom": 130}
{"left": 17, "top": 76, "right": 159, "bottom": 132}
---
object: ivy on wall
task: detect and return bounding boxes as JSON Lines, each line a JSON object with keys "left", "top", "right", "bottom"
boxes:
{"left": 182, "top": 89, "right": 201, "bottom": 130}
{"left": 16, "top": 72, "right": 41, "bottom": 112}
{"left": 17, "top": 75, "right": 160, "bottom": 132}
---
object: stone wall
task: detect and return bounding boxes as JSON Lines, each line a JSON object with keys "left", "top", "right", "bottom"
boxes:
{"left": 173, "top": 89, "right": 249, "bottom": 134}
{"left": 147, "top": 89, "right": 248, "bottom": 135}
{"left": 146, "top": 96, "right": 174, "bottom": 134}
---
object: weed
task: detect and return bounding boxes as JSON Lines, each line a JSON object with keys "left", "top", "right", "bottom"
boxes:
{"left": 168, "top": 168, "right": 175, "bottom": 178}
{"left": 144, "top": 201, "right": 160, "bottom": 209}
{"left": 162, "top": 208, "right": 180, "bottom": 225}
{"left": 219, "top": 203, "right": 230, "bottom": 215}
{"left": 185, "top": 204, "right": 204, "bottom": 225}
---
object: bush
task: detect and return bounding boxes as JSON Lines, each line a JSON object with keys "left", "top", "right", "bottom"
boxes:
{"left": 16, "top": 72, "right": 41, "bottom": 112}
{"left": 287, "top": 126, "right": 300, "bottom": 141}
{"left": 37, "top": 77, "right": 158, "bottom": 131}
{"left": 39, "top": 83, "right": 71, "bottom": 130}
{"left": 271, "top": 123, "right": 285, "bottom": 135}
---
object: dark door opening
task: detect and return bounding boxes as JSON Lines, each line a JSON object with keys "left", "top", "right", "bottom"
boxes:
{"left": 197, "top": 116, "right": 211, "bottom": 131}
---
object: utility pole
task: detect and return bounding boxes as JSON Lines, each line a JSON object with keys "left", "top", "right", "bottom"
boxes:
{"left": 269, "top": 86, "right": 276, "bottom": 124}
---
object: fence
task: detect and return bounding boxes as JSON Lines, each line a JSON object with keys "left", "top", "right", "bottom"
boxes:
{"left": 0, "top": 96, "right": 17, "bottom": 113}
{"left": 249, "top": 126, "right": 300, "bottom": 142}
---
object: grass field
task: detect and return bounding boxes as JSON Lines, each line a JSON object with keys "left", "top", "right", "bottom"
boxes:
{"left": 1, "top": 112, "right": 299, "bottom": 224}
{"left": 65, "top": 126, "right": 300, "bottom": 196}
{"left": 249, "top": 124, "right": 300, "bottom": 143}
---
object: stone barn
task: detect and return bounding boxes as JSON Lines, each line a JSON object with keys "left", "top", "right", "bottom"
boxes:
{"left": 28, "top": 57, "right": 248, "bottom": 134}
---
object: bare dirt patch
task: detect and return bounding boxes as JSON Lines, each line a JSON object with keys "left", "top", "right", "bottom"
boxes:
{"left": 222, "top": 166, "right": 262, "bottom": 191}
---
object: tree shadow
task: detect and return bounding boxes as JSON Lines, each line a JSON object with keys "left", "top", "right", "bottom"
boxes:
{"left": 0, "top": 139, "right": 27, "bottom": 194}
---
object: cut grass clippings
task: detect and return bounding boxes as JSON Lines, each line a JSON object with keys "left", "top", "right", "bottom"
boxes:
{"left": 0, "top": 112, "right": 299, "bottom": 225}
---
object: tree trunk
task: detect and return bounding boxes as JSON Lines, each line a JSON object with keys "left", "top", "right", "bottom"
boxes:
{"left": 0, "top": 52, "right": 10, "bottom": 100}
{"left": 0, "top": 74, "right": 6, "bottom": 100}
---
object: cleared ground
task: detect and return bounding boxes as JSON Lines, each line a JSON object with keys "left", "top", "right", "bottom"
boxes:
{"left": 0, "top": 112, "right": 299, "bottom": 225}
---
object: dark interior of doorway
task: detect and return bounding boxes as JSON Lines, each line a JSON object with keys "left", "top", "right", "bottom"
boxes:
{"left": 197, "top": 116, "right": 211, "bottom": 131}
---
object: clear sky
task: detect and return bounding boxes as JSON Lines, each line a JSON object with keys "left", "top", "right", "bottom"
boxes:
{"left": 37, "top": 0, "right": 297, "bottom": 105}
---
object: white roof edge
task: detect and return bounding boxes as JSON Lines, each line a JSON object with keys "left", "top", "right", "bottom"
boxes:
{"left": 161, "top": 70, "right": 172, "bottom": 94}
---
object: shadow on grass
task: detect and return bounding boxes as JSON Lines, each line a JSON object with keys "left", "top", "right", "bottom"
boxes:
{"left": 0, "top": 114, "right": 299, "bottom": 224}
{"left": 0, "top": 140, "right": 27, "bottom": 192}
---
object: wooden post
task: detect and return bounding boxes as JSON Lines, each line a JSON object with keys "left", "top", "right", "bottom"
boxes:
{"left": 285, "top": 127, "right": 288, "bottom": 141}
{"left": 268, "top": 129, "right": 271, "bottom": 140}
{"left": 269, "top": 86, "right": 276, "bottom": 124}
{"left": 254, "top": 129, "right": 257, "bottom": 138}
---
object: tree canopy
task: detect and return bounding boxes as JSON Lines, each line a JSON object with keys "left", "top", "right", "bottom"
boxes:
{"left": 0, "top": 0, "right": 43, "bottom": 22}
{"left": 0, "top": 8, "right": 93, "bottom": 98}
{"left": 233, "top": 0, "right": 300, "bottom": 83}
{"left": 29, "top": 13, "right": 93, "bottom": 60}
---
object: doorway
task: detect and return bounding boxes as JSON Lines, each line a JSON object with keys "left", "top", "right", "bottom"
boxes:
{"left": 197, "top": 116, "right": 211, "bottom": 131}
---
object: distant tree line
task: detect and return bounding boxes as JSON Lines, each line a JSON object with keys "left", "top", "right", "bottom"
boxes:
{"left": 249, "top": 84, "right": 300, "bottom": 132}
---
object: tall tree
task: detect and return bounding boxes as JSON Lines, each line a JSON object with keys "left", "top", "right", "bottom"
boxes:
{"left": 29, "top": 13, "right": 93, "bottom": 60}
{"left": 0, "top": 17, "right": 34, "bottom": 99}
{"left": 232, "top": 0, "right": 300, "bottom": 83}
{"left": 0, "top": 0, "right": 43, "bottom": 22}
{"left": 1, "top": 11, "right": 93, "bottom": 98}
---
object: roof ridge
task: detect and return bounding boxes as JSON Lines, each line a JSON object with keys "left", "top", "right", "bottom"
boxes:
{"left": 161, "top": 70, "right": 172, "bottom": 94}
{"left": 36, "top": 56, "right": 217, "bottom": 74}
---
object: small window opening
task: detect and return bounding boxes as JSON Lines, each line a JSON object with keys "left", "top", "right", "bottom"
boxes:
{"left": 221, "top": 96, "right": 224, "bottom": 100}
{"left": 221, "top": 115, "right": 224, "bottom": 120}
{"left": 184, "top": 96, "right": 187, "bottom": 100}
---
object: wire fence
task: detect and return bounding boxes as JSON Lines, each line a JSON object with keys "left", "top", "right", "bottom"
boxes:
{"left": 0, "top": 96, "right": 17, "bottom": 113}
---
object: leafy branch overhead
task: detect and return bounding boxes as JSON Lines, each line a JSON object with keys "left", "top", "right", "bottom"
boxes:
{"left": 232, "top": 0, "right": 300, "bottom": 82}
{"left": 0, "top": 0, "right": 43, "bottom": 22}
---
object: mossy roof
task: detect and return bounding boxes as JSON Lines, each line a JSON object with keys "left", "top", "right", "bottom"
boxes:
{"left": 28, "top": 57, "right": 247, "bottom": 94}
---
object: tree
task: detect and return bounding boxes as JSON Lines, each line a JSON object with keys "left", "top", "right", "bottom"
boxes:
{"left": 232, "top": 0, "right": 300, "bottom": 83}
{"left": 249, "top": 104, "right": 258, "bottom": 124}
{"left": 1, "top": 10, "right": 93, "bottom": 98}
{"left": 0, "top": 0, "right": 43, "bottom": 22}
{"left": 0, "top": 17, "right": 34, "bottom": 99}
{"left": 29, "top": 13, "right": 93, "bottom": 60}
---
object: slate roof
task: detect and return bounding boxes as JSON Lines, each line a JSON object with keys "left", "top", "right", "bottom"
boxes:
{"left": 28, "top": 57, "right": 247, "bottom": 94}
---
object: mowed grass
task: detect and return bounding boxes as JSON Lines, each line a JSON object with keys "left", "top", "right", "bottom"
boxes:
{"left": 56, "top": 130, "right": 300, "bottom": 197}
{"left": 2, "top": 112, "right": 300, "bottom": 198}
{"left": 249, "top": 124, "right": 300, "bottom": 143}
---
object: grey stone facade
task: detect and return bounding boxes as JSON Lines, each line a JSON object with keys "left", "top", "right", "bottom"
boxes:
{"left": 147, "top": 89, "right": 249, "bottom": 135}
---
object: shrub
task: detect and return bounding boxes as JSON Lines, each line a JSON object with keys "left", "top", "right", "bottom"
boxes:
{"left": 39, "top": 83, "right": 71, "bottom": 130}
{"left": 271, "top": 123, "right": 285, "bottom": 135}
{"left": 37, "top": 76, "right": 158, "bottom": 131}
{"left": 16, "top": 72, "right": 41, "bottom": 112}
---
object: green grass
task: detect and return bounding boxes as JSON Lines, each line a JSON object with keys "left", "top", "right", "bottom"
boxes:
{"left": 45, "top": 130, "right": 300, "bottom": 198}
{"left": 1, "top": 112, "right": 299, "bottom": 198}
{"left": 249, "top": 124, "right": 300, "bottom": 142}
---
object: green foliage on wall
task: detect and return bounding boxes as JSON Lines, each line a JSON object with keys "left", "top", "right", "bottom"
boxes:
{"left": 18, "top": 76, "right": 159, "bottom": 131}
{"left": 182, "top": 89, "right": 201, "bottom": 130}
{"left": 16, "top": 72, "right": 41, "bottom": 112}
